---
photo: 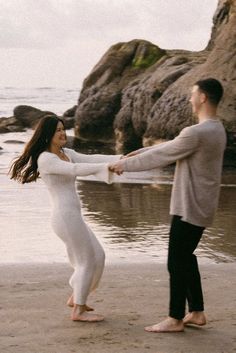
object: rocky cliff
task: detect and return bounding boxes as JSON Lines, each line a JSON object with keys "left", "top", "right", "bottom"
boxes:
{"left": 74, "top": 0, "right": 236, "bottom": 163}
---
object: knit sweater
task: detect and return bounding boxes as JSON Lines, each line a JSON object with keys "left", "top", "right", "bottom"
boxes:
{"left": 118, "top": 120, "right": 226, "bottom": 227}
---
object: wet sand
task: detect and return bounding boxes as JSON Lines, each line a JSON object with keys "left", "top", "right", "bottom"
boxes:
{"left": 0, "top": 262, "right": 235, "bottom": 353}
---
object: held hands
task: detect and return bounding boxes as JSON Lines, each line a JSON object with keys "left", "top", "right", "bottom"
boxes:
{"left": 109, "top": 163, "right": 124, "bottom": 175}
{"left": 109, "top": 150, "right": 138, "bottom": 175}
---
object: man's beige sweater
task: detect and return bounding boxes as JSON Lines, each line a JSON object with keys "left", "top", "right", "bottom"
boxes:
{"left": 119, "top": 120, "right": 226, "bottom": 227}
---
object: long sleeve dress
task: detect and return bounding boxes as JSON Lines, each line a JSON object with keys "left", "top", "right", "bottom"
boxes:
{"left": 37, "top": 148, "right": 121, "bottom": 305}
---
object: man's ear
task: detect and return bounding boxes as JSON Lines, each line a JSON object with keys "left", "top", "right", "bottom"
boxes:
{"left": 200, "top": 92, "right": 207, "bottom": 104}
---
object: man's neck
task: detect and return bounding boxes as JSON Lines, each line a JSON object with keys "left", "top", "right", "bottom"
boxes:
{"left": 197, "top": 107, "right": 218, "bottom": 123}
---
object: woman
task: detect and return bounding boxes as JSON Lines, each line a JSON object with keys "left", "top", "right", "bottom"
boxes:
{"left": 10, "top": 115, "right": 121, "bottom": 322}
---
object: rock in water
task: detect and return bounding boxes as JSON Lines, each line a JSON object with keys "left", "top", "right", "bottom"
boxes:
{"left": 13, "top": 105, "right": 56, "bottom": 128}
{"left": 74, "top": 40, "right": 166, "bottom": 143}
{"left": 74, "top": 0, "right": 236, "bottom": 165}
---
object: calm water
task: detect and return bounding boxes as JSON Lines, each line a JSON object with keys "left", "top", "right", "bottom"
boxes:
{"left": 0, "top": 87, "right": 235, "bottom": 264}
{"left": 1, "top": 130, "right": 236, "bottom": 265}
{"left": 0, "top": 87, "right": 79, "bottom": 117}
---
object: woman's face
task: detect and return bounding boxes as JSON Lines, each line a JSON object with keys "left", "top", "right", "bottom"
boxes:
{"left": 51, "top": 121, "right": 67, "bottom": 148}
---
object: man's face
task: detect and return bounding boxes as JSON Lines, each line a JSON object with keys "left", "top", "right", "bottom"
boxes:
{"left": 189, "top": 85, "right": 204, "bottom": 114}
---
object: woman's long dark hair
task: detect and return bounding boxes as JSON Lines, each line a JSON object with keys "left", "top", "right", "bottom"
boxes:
{"left": 9, "top": 115, "right": 65, "bottom": 184}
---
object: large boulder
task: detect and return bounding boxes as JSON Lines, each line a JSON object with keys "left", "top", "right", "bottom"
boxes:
{"left": 74, "top": 0, "right": 236, "bottom": 166}
{"left": 143, "top": 0, "right": 236, "bottom": 146}
{"left": 114, "top": 51, "right": 207, "bottom": 150}
{"left": 74, "top": 40, "right": 166, "bottom": 142}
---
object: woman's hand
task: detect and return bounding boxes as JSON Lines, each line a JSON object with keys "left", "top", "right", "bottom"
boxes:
{"left": 109, "top": 163, "right": 124, "bottom": 175}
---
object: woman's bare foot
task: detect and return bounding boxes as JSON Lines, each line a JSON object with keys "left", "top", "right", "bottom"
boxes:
{"left": 66, "top": 295, "right": 94, "bottom": 311}
{"left": 84, "top": 304, "right": 94, "bottom": 312}
{"left": 72, "top": 311, "right": 104, "bottom": 322}
{"left": 66, "top": 294, "right": 74, "bottom": 307}
{"left": 71, "top": 304, "right": 104, "bottom": 322}
{"left": 183, "top": 311, "right": 207, "bottom": 326}
{"left": 145, "top": 317, "right": 184, "bottom": 333}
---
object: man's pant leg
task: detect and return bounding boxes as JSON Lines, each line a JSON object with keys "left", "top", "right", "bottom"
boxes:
{"left": 186, "top": 252, "right": 204, "bottom": 312}
{"left": 168, "top": 216, "right": 205, "bottom": 320}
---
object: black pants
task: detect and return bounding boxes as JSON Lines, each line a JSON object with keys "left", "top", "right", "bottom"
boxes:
{"left": 168, "top": 215, "right": 205, "bottom": 320}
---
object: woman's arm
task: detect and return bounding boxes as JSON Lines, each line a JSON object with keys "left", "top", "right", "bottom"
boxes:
{"left": 38, "top": 152, "right": 112, "bottom": 183}
{"left": 65, "top": 148, "right": 122, "bottom": 164}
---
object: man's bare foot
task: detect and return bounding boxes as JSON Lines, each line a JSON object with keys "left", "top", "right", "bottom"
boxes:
{"left": 66, "top": 296, "right": 94, "bottom": 311}
{"left": 145, "top": 317, "right": 184, "bottom": 333}
{"left": 183, "top": 311, "right": 206, "bottom": 326}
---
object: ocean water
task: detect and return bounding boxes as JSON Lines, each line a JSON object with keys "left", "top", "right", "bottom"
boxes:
{"left": 0, "top": 87, "right": 236, "bottom": 265}
{"left": 0, "top": 86, "right": 79, "bottom": 117}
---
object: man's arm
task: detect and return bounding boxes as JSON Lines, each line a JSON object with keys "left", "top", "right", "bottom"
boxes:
{"left": 110, "top": 126, "right": 199, "bottom": 174}
{"left": 123, "top": 145, "right": 156, "bottom": 158}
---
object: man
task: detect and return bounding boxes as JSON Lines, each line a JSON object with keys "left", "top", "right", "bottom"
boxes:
{"left": 109, "top": 78, "right": 226, "bottom": 332}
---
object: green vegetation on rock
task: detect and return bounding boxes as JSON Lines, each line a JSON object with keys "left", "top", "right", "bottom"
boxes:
{"left": 132, "top": 45, "right": 166, "bottom": 69}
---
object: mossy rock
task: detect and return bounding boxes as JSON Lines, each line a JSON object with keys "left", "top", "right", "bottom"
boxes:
{"left": 132, "top": 44, "right": 166, "bottom": 69}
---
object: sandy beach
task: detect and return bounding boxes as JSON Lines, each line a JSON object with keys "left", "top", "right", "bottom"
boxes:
{"left": 0, "top": 262, "right": 235, "bottom": 353}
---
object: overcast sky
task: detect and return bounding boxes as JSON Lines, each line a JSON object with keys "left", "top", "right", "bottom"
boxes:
{"left": 0, "top": 0, "right": 218, "bottom": 88}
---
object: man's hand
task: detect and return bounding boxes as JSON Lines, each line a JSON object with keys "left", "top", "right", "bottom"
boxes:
{"left": 109, "top": 163, "right": 124, "bottom": 175}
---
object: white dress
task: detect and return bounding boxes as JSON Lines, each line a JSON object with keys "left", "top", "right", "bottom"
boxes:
{"left": 37, "top": 148, "right": 120, "bottom": 305}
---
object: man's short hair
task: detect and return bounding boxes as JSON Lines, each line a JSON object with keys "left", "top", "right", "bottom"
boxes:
{"left": 195, "top": 78, "right": 224, "bottom": 106}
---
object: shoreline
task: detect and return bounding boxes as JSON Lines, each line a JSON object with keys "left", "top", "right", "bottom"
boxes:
{"left": 1, "top": 262, "right": 235, "bottom": 353}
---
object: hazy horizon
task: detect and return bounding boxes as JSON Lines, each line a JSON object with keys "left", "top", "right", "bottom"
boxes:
{"left": 0, "top": 0, "right": 218, "bottom": 88}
